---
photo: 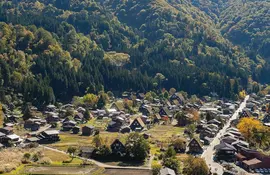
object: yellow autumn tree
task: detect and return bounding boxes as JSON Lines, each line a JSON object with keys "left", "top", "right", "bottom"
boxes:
{"left": 239, "top": 90, "right": 246, "bottom": 100}
{"left": 237, "top": 118, "right": 263, "bottom": 142}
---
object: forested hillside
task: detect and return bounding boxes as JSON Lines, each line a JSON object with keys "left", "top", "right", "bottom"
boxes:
{"left": 190, "top": 0, "right": 269, "bottom": 76}
{"left": 0, "top": 0, "right": 266, "bottom": 105}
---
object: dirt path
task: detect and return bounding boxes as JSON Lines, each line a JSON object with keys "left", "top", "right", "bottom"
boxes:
{"left": 42, "top": 146, "right": 151, "bottom": 170}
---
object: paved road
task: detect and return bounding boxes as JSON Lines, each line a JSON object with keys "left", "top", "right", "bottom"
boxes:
{"left": 42, "top": 146, "right": 151, "bottom": 170}
{"left": 201, "top": 95, "right": 249, "bottom": 175}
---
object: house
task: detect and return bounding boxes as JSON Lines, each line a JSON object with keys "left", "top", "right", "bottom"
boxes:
{"left": 200, "top": 128, "right": 216, "bottom": 139}
{"left": 46, "top": 115, "right": 59, "bottom": 123}
{"left": 232, "top": 140, "right": 249, "bottom": 151}
{"left": 24, "top": 120, "right": 41, "bottom": 131}
{"left": 159, "top": 107, "right": 171, "bottom": 117}
{"left": 120, "top": 126, "right": 131, "bottom": 133}
{"left": 110, "top": 139, "right": 126, "bottom": 156}
{"left": 153, "top": 113, "right": 162, "bottom": 124}
{"left": 202, "top": 136, "right": 212, "bottom": 145}
{"left": 62, "top": 120, "right": 77, "bottom": 131}
{"left": 0, "top": 127, "right": 13, "bottom": 135}
{"left": 82, "top": 125, "right": 95, "bottom": 136}
{"left": 177, "top": 113, "right": 194, "bottom": 126}
{"left": 237, "top": 148, "right": 270, "bottom": 171}
{"left": 6, "top": 134, "right": 21, "bottom": 145}
{"left": 6, "top": 115, "right": 18, "bottom": 123}
{"left": 130, "top": 118, "right": 145, "bottom": 132}
{"left": 0, "top": 132, "right": 6, "bottom": 143}
{"left": 139, "top": 106, "right": 153, "bottom": 116}
{"left": 214, "top": 142, "right": 236, "bottom": 161}
{"left": 25, "top": 137, "right": 40, "bottom": 143}
{"left": 110, "top": 102, "right": 125, "bottom": 111}
{"left": 79, "top": 146, "right": 94, "bottom": 158}
{"left": 239, "top": 109, "right": 252, "bottom": 118}
{"left": 262, "top": 114, "right": 270, "bottom": 124}
{"left": 207, "top": 119, "right": 222, "bottom": 127}
{"left": 74, "top": 113, "right": 84, "bottom": 122}
{"left": 45, "top": 105, "right": 57, "bottom": 112}
{"left": 107, "top": 121, "right": 123, "bottom": 132}
{"left": 159, "top": 167, "right": 176, "bottom": 175}
{"left": 170, "top": 93, "right": 185, "bottom": 105}
{"left": 77, "top": 107, "right": 86, "bottom": 113}
{"left": 221, "top": 136, "right": 238, "bottom": 145}
{"left": 137, "top": 93, "right": 145, "bottom": 99}
{"left": 72, "top": 126, "right": 80, "bottom": 134}
{"left": 38, "top": 130, "right": 60, "bottom": 143}
{"left": 187, "top": 138, "right": 203, "bottom": 154}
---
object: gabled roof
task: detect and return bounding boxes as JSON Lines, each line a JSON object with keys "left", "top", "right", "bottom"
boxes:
{"left": 160, "top": 167, "right": 176, "bottom": 175}
{"left": 131, "top": 117, "right": 145, "bottom": 127}
{"left": 160, "top": 107, "right": 170, "bottom": 115}
{"left": 243, "top": 158, "right": 262, "bottom": 166}
{"left": 215, "top": 142, "right": 236, "bottom": 151}
{"left": 154, "top": 113, "right": 161, "bottom": 120}
{"left": 111, "top": 139, "right": 125, "bottom": 147}
{"left": 0, "top": 132, "right": 6, "bottom": 137}
{"left": 83, "top": 125, "right": 95, "bottom": 129}
{"left": 44, "top": 130, "right": 59, "bottom": 135}
{"left": 188, "top": 138, "right": 203, "bottom": 148}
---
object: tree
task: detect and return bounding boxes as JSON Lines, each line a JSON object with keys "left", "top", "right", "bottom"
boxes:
{"left": 164, "top": 146, "right": 176, "bottom": 158}
{"left": 125, "top": 133, "right": 150, "bottom": 161}
{"left": 171, "top": 138, "right": 186, "bottom": 153}
{"left": 107, "top": 91, "right": 114, "bottom": 99}
{"left": 83, "top": 109, "right": 91, "bottom": 121}
{"left": 183, "top": 156, "right": 209, "bottom": 175}
{"left": 163, "top": 157, "right": 180, "bottom": 174}
{"left": 92, "top": 134, "right": 103, "bottom": 148}
{"left": 237, "top": 118, "right": 264, "bottom": 143}
{"left": 169, "top": 88, "right": 176, "bottom": 95}
{"left": 97, "top": 95, "right": 106, "bottom": 109}
{"left": 83, "top": 93, "right": 98, "bottom": 108}
{"left": 152, "top": 163, "right": 162, "bottom": 175}
{"left": 67, "top": 146, "right": 77, "bottom": 158}
{"left": 23, "top": 152, "right": 31, "bottom": 163}
{"left": 23, "top": 104, "right": 33, "bottom": 121}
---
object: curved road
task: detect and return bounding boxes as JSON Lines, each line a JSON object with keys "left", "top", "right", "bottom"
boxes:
{"left": 201, "top": 95, "right": 249, "bottom": 175}
{"left": 42, "top": 146, "right": 151, "bottom": 170}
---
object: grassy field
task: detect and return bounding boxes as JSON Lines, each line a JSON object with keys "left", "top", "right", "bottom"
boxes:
{"left": 48, "top": 132, "right": 122, "bottom": 151}
{"left": 146, "top": 124, "right": 185, "bottom": 142}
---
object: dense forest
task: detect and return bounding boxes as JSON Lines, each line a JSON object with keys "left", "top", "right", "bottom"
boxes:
{"left": 0, "top": 0, "right": 268, "bottom": 105}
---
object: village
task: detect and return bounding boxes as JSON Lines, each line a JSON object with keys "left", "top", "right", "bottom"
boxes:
{"left": 0, "top": 90, "right": 270, "bottom": 175}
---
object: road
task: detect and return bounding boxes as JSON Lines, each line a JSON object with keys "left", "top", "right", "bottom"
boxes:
{"left": 42, "top": 146, "right": 151, "bottom": 170}
{"left": 201, "top": 95, "right": 249, "bottom": 175}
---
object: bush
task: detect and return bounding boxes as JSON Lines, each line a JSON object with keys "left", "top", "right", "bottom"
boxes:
{"left": 152, "top": 163, "right": 162, "bottom": 175}
{"left": 38, "top": 157, "right": 52, "bottom": 165}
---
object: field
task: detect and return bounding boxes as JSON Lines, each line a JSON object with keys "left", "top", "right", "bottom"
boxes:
{"left": 147, "top": 124, "right": 185, "bottom": 142}
{"left": 48, "top": 131, "right": 122, "bottom": 151}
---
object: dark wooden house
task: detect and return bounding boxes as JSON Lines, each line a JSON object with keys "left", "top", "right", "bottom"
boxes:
{"left": 214, "top": 142, "right": 236, "bottom": 161}
{"left": 130, "top": 118, "right": 145, "bottom": 132}
{"left": 187, "top": 138, "right": 203, "bottom": 154}
{"left": 110, "top": 139, "right": 126, "bottom": 156}
{"left": 82, "top": 125, "right": 95, "bottom": 136}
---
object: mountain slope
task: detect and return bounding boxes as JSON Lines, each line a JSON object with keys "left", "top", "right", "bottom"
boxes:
{"left": 0, "top": 0, "right": 259, "bottom": 105}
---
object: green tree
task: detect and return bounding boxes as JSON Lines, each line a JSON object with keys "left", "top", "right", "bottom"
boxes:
{"left": 163, "top": 157, "right": 180, "bottom": 174}
{"left": 67, "top": 146, "right": 77, "bottom": 158}
{"left": 83, "top": 109, "right": 91, "bottom": 121}
{"left": 152, "top": 163, "right": 162, "bottom": 175}
{"left": 183, "top": 156, "right": 209, "bottom": 175}
{"left": 171, "top": 138, "right": 186, "bottom": 153}
{"left": 125, "top": 133, "right": 150, "bottom": 161}
{"left": 164, "top": 146, "right": 176, "bottom": 158}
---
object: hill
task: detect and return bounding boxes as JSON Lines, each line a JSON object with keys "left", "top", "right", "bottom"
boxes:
{"left": 0, "top": 0, "right": 261, "bottom": 105}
